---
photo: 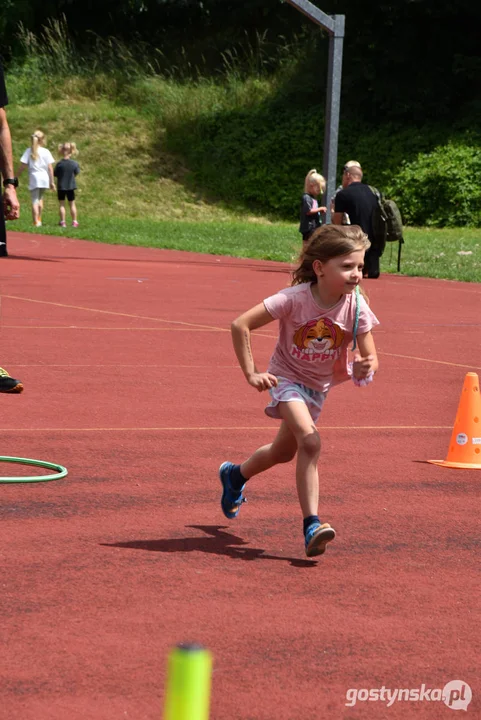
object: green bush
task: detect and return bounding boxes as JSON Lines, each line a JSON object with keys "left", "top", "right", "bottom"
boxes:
{"left": 387, "top": 139, "right": 481, "bottom": 227}
{"left": 164, "top": 100, "right": 323, "bottom": 218}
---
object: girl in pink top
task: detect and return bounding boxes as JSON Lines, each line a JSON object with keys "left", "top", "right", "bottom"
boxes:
{"left": 219, "top": 224, "right": 380, "bottom": 558}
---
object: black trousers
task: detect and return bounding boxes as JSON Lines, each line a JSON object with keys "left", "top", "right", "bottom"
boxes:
{"left": 364, "top": 248, "right": 380, "bottom": 278}
{"left": 0, "top": 191, "right": 6, "bottom": 256}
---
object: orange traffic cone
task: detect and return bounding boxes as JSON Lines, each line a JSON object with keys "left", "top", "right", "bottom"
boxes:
{"left": 428, "top": 372, "right": 481, "bottom": 469}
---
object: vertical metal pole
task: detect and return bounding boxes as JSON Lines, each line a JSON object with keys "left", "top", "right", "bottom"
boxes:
{"left": 322, "top": 15, "right": 345, "bottom": 223}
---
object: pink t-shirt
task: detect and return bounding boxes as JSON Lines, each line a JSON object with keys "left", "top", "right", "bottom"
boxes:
{"left": 263, "top": 283, "right": 380, "bottom": 393}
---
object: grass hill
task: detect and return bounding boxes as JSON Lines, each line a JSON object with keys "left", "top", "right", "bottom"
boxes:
{"left": 9, "top": 99, "right": 275, "bottom": 225}
{"left": 6, "top": 83, "right": 481, "bottom": 282}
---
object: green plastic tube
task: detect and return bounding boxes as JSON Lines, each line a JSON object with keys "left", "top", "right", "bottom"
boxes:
{"left": 163, "top": 643, "right": 212, "bottom": 720}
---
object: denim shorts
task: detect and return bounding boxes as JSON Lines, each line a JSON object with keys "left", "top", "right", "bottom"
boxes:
{"left": 265, "top": 376, "right": 327, "bottom": 423}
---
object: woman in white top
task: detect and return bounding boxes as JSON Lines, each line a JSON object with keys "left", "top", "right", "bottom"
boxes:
{"left": 17, "top": 130, "right": 55, "bottom": 227}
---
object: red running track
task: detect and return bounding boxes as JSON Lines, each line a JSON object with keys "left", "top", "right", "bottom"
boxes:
{"left": 0, "top": 231, "right": 480, "bottom": 719}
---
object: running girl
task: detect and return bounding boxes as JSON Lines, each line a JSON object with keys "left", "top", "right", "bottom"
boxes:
{"left": 219, "top": 224, "right": 379, "bottom": 557}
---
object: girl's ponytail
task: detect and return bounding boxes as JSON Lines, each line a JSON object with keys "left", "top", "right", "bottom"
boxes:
{"left": 30, "top": 130, "right": 45, "bottom": 162}
{"left": 31, "top": 134, "right": 39, "bottom": 162}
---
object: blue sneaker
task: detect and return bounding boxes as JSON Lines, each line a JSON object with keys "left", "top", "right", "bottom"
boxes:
{"left": 305, "top": 522, "right": 336, "bottom": 557}
{"left": 219, "top": 461, "right": 246, "bottom": 519}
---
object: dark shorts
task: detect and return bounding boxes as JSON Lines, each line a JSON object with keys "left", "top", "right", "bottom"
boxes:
{"left": 302, "top": 230, "right": 314, "bottom": 243}
{"left": 58, "top": 189, "right": 75, "bottom": 201}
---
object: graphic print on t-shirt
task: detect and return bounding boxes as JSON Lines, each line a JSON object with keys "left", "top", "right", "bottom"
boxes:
{"left": 291, "top": 317, "right": 344, "bottom": 363}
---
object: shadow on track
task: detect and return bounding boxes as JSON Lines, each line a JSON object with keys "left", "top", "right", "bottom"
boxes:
{"left": 102, "top": 524, "right": 316, "bottom": 568}
{"left": 2, "top": 254, "right": 61, "bottom": 263}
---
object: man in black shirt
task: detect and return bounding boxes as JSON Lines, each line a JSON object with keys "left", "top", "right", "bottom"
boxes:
{"left": 332, "top": 164, "right": 384, "bottom": 278}
{"left": 0, "top": 60, "right": 23, "bottom": 392}
{"left": 0, "top": 59, "right": 20, "bottom": 256}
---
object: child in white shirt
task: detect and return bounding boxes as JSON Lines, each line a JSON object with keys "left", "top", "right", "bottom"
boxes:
{"left": 17, "top": 130, "right": 55, "bottom": 227}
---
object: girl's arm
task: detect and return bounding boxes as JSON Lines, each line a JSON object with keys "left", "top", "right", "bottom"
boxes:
{"left": 352, "top": 330, "right": 379, "bottom": 379}
{"left": 231, "top": 302, "right": 278, "bottom": 392}
{"left": 16, "top": 162, "right": 27, "bottom": 177}
{"left": 48, "top": 163, "right": 55, "bottom": 190}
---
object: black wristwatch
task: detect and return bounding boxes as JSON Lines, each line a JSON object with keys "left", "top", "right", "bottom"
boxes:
{"left": 3, "top": 177, "right": 19, "bottom": 188}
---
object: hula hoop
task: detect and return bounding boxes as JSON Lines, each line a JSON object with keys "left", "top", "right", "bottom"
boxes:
{"left": 0, "top": 456, "right": 68, "bottom": 483}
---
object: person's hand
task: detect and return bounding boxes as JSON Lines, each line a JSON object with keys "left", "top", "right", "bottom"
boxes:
{"left": 352, "top": 353, "right": 375, "bottom": 379}
{"left": 50, "top": 182, "right": 56, "bottom": 191}
{"left": 319, "top": 206, "right": 327, "bottom": 213}
{"left": 3, "top": 186, "right": 20, "bottom": 220}
{"left": 246, "top": 372, "right": 278, "bottom": 392}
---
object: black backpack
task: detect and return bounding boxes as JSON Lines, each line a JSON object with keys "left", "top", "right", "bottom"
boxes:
{"left": 369, "top": 186, "right": 404, "bottom": 244}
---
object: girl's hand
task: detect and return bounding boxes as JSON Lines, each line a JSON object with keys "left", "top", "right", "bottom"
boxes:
{"left": 353, "top": 354, "right": 376, "bottom": 379}
{"left": 319, "top": 206, "right": 327, "bottom": 213}
{"left": 246, "top": 372, "right": 278, "bottom": 392}
{"left": 50, "top": 183, "right": 56, "bottom": 191}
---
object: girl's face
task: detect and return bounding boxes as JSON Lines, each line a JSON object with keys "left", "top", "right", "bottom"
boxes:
{"left": 313, "top": 249, "right": 365, "bottom": 295}
{"left": 309, "top": 181, "right": 321, "bottom": 197}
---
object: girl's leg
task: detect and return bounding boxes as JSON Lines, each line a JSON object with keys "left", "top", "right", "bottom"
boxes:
{"left": 277, "top": 401, "right": 335, "bottom": 556}
{"left": 69, "top": 200, "right": 77, "bottom": 223}
{"left": 240, "top": 420, "right": 298, "bottom": 479}
{"left": 278, "top": 401, "right": 320, "bottom": 517}
{"left": 59, "top": 201, "right": 66, "bottom": 223}
{"left": 38, "top": 196, "right": 44, "bottom": 223}
{"left": 302, "top": 231, "right": 312, "bottom": 252}
{"left": 220, "top": 420, "right": 298, "bottom": 519}
{"left": 30, "top": 190, "right": 39, "bottom": 224}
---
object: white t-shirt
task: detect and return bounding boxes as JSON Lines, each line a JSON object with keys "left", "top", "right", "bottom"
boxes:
{"left": 20, "top": 147, "right": 55, "bottom": 190}
{"left": 264, "top": 283, "right": 379, "bottom": 393}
